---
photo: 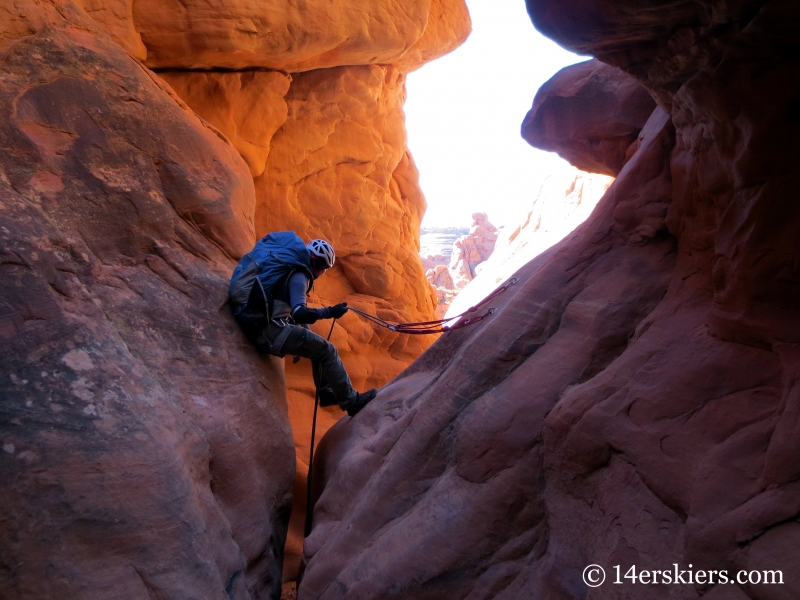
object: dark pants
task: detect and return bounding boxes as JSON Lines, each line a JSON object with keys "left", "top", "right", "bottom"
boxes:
{"left": 256, "top": 321, "right": 357, "bottom": 410}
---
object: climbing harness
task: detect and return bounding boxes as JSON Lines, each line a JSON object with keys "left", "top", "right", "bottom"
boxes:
{"left": 304, "top": 317, "right": 337, "bottom": 538}
{"left": 348, "top": 277, "right": 519, "bottom": 334}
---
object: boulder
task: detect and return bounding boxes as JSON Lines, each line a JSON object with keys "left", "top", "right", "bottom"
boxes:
{"left": 521, "top": 59, "right": 656, "bottom": 176}
{"left": 426, "top": 264, "right": 454, "bottom": 290}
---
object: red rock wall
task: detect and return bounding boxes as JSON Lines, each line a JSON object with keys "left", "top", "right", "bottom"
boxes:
{"left": 154, "top": 24, "right": 463, "bottom": 586}
{"left": 0, "top": 0, "right": 471, "bottom": 595}
{"left": 0, "top": 3, "right": 294, "bottom": 599}
{"left": 302, "top": 1, "right": 800, "bottom": 598}
{"left": 521, "top": 59, "right": 656, "bottom": 176}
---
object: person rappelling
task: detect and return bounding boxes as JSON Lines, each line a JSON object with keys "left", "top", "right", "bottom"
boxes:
{"left": 229, "top": 231, "right": 516, "bottom": 538}
{"left": 229, "top": 231, "right": 378, "bottom": 416}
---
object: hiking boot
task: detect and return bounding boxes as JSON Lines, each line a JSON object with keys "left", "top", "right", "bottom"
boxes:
{"left": 346, "top": 388, "right": 377, "bottom": 417}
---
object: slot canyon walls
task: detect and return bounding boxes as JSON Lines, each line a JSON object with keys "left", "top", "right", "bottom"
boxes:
{"left": 0, "top": 1, "right": 469, "bottom": 598}
{"left": 300, "top": 1, "right": 800, "bottom": 599}
{"left": 150, "top": 1, "right": 470, "bottom": 575}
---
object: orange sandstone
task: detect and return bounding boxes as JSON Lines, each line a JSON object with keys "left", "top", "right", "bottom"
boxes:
{"left": 1, "top": 0, "right": 471, "bottom": 591}
{"left": 146, "top": 1, "right": 466, "bottom": 582}
{"left": 158, "top": 71, "right": 292, "bottom": 178}
{"left": 132, "top": 0, "right": 470, "bottom": 72}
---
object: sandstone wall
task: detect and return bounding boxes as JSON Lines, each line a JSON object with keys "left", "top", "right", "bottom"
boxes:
{"left": 0, "top": 4, "right": 293, "bottom": 599}
{"left": 1, "top": 0, "right": 471, "bottom": 593}
{"left": 301, "top": 1, "right": 800, "bottom": 597}
{"left": 152, "top": 6, "right": 469, "bottom": 575}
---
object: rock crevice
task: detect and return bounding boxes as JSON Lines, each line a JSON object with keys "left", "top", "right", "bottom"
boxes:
{"left": 299, "top": 2, "right": 800, "bottom": 596}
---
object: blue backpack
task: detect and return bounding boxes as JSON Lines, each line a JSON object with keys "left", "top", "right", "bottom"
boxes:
{"left": 229, "top": 231, "right": 314, "bottom": 316}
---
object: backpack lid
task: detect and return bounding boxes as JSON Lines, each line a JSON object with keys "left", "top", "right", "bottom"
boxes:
{"left": 229, "top": 231, "right": 314, "bottom": 307}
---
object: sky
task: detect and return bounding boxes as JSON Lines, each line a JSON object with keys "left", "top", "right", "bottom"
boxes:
{"left": 404, "top": 0, "right": 587, "bottom": 229}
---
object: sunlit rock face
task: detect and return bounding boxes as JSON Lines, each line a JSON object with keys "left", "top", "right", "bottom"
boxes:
{"left": 145, "top": 3, "right": 470, "bottom": 399}
{"left": 115, "top": 0, "right": 469, "bottom": 72}
{"left": 64, "top": 0, "right": 472, "bottom": 71}
{"left": 1, "top": 0, "right": 471, "bottom": 593}
{"left": 158, "top": 71, "right": 292, "bottom": 179}
{"left": 521, "top": 59, "right": 656, "bottom": 176}
{"left": 159, "top": 64, "right": 438, "bottom": 390}
{"left": 447, "top": 212, "right": 499, "bottom": 289}
{"left": 0, "top": 4, "right": 293, "bottom": 599}
{"left": 302, "top": 0, "right": 800, "bottom": 597}
{"left": 160, "top": 63, "right": 445, "bottom": 579}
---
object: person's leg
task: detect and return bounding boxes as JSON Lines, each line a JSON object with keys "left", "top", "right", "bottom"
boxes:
{"left": 277, "top": 325, "right": 358, "bottom": 407}
{"left": 310, "top": 360, "right": 337, "bottom": 407}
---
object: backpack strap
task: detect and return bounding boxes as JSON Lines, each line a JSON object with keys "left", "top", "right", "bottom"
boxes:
{"left": 245, "top": 274, "right": 271, "bottom": 315}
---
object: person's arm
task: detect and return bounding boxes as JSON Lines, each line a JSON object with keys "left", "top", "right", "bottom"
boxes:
{"left": 288, "top": 272, "right": 347, "bottom": 324}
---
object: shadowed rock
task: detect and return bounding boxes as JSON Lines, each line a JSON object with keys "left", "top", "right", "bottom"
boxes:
{"left": 521, "top": 59, "right": 656, "bottom": 176}
{"left": 0, "top": 4, "right": 293, "bottom": 599}
{"left": 301, "top": 0, "right": 800, "bottom": 597}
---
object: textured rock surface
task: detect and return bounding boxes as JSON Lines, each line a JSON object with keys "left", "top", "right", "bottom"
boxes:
{"left": 158, "top": 71, "right": 292, "bottom": 178}
{"left": 0, "top": 4, "right": 294, "bottom": 599}
{"left": 133, "top": 0, "right": 470, "bottom": 72}
{"left": 521, "top": 59, "right": 656, "bottom": 176}
{"left": 302, "top": 0, "right": 800, "bottom": 597}
{"left": 160, "top": 65, "right": 440, "bottom": 397}
{"left": 302, "top": 106, "right": 677, "bottom": 600}
{"left": 254, "top": 67, "right": 440, "bottom": 575}
{"left": 75, "top": 0, "right": 147, "bottom": 60}
{"left": 255, "top": 64, "right": 438, "bottom": 393}
{"left": 2, "top": 0, "right": 472, "bottom": 595}
{"left": 145, "top": 2, "right": 469, "bottom": 581}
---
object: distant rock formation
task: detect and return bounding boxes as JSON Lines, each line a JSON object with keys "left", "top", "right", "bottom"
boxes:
{"left": 448, "top": 212, "right": 499, "bottom": 288}
{"left": 302, "top": 1, "right": 800, "bottom": 597}
{"left": 420, "top": 226, "right": 468, "bottom": 271}
{"left": 424, "top": 213, "right": 499, "bottom": 317}
{"left": 447, "top": 168, "right": 613, "bottom": 319}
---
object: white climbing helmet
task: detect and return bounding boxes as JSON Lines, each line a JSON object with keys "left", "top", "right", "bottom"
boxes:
{"left": 307, "top": 239, "right": 335, "bottom": 269}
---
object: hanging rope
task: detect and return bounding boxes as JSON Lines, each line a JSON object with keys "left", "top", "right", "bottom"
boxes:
{"left": 348, "top": 277, "right": 519, "bottom": 334}
{"left": 303, "top": 277, "right": 518, "bottom": 536}
{"left": 304, "top": 317, "right": 337, "bottom": 538}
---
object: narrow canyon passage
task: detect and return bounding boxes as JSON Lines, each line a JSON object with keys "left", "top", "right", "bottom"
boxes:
{"left": 299, "top": 0, "right": 800, "bottom": 598}
{"left": 1, "top": 1, "right": 799, "bottom": 600}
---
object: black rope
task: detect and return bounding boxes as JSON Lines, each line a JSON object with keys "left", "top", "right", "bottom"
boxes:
{"left": 304, "top": 317, "right": 337, "bottom": 538}
{"left": 348, "top": 277, "right": 518, "bottom": 334}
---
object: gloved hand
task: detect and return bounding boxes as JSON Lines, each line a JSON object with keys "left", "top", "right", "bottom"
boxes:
{"left": 327, "top": 302, "right": 348, "bottom": 319}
